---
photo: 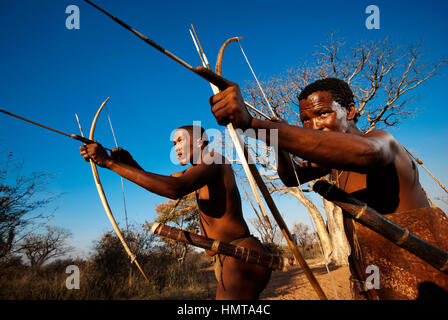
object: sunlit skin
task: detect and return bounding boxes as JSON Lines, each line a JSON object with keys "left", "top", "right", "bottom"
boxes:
{"left": 80, "top": 128, "right": 271, "bottom": 299}
{"left": 295, "top": 91, "right": 428, "bottom": 210}
{"left": 173, "top": 129, "right": 193, "bottom": 166}
{"left": 300, "top": 92, "right": 350, "bottom": 132}
{"left": 203, "top": 70, "right": 445, "bottom": 299}
{"left": 208, "top": 84, "right": 429, "bottom": 213}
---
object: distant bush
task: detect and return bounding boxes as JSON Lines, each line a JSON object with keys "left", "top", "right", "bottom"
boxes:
{"left": 262, "top": 242, "right": 284, "bottom": 256}
{"left": 280, "top": 243, "right": 323, "bottom": 261}
{"left": 0, "top": 232, "right": 215, "bottom": 300}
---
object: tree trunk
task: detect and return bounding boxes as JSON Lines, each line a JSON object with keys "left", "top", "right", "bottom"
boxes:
{"left": 178, "top": 244, "right": 188, "bottom": 264}
{"left": 0, "top": 228, "right": 15, "bottom": 259}
{"left": 323, "top": 198, "right": 350, "bottom": 266}
{"left": 289, "top": 187, "right": 333, "bottom": 261}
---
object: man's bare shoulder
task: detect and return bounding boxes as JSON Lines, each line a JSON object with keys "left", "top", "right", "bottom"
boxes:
{"left": 363, "top": 129, "right": 416, "bottom": 171}
{"left": 356, "top": 128, "right": 414, "bottom": 172}
{"left": 363, "top": 128, "right": 395, "bottom": 140}
{"left": 363, "top": 129, "right": 402, "bottom": 152}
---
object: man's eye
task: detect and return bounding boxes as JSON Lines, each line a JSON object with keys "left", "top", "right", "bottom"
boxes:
{"left": 319, "top": 112, "right": 329, "bottom": 117}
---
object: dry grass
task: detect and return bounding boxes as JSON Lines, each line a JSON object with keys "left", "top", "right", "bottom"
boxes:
{"left": 0, "top": 252, "right": 216, "bottom": 300}
{"left": 0, "top": 242, "right": 330, "bottom": 300}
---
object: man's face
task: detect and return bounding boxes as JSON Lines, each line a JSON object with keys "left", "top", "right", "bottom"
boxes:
{"left": 299, "top": 91, "right": 350, "bottom": 133}
{"left": 173, "top": 129, "right": 193, "bottom": 166}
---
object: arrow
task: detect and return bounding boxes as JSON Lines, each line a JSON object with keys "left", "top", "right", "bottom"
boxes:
{"left": 0, "top": 107, "right": 111, "bottom": 151}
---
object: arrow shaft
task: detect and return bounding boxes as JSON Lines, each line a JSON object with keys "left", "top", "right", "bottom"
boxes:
{"left": 1, "top": 108, "right": 73, "bottom": 138}
{"left": 84, "top": 0, "right": 232, "bottom": 91}
{"left": 85, "top": 0, "right": 194, "bottom": 72}
{"left": 0, "top": 108, "right": 111, "bottom": 151}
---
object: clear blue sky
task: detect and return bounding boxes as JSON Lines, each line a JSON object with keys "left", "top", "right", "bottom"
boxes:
{"left": 1, "top": 0, "right": 447, "bottom": 257}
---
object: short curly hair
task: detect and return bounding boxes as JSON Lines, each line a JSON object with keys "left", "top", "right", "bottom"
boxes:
{"left": 177, "top": 125, "right": 209, "bottom": 147}
{"left": 298, "top": 78, "right": 355, "bottom": 110}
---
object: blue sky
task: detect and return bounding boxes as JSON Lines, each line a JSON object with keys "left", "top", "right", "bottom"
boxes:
{"left": 1, "top": 0, "right": 447, "bottom": 257}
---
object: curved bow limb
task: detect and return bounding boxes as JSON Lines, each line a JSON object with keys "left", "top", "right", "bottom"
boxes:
{"left": 89, "top": 97, "right": 149, "bottom": 281}
{"left": 208, "top": 36, "right": 272, "bottom": 231}
{"left": 215, "top": 38, "right": 328, "bottom": 300}
{"left": 216, "top": 38, "right": 272, "bottom": 121}
{"left": 215, "top": 37, "right": 243, "bottom": 76}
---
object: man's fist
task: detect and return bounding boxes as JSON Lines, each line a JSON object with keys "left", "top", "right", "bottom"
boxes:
{"left": 194, "top": 66, "right": 253, "bottom": 130}
{"left": 80, "top": 143, "right": 111, "bottom": 168}
{"left": 209, "top": 85, "right": 253, "bottom": 130}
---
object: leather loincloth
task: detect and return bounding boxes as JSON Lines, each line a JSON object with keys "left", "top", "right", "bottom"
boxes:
{"left": 344, "top": 206, "right": 448, "bottom": 299}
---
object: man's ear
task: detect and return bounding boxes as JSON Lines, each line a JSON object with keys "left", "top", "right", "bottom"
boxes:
{"left": 346, "top": 103, "right": 356, "bottom": 121}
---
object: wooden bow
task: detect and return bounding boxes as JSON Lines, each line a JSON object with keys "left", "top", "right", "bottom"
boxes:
{"left": 83, "top": 0, "right": 325, "bottom": 297}
{"left": 87, "top": 97, "right": 149, "bottom": 281}
{"left": 213, "top": 37, "right": 328, "bottom": 300}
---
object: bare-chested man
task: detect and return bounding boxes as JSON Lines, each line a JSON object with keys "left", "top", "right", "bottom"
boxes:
{"left": 80, "top": 125, "right": 271, "bottom": 299}
{"left": 205, "top": 73, "right": 448, "bottom": 299}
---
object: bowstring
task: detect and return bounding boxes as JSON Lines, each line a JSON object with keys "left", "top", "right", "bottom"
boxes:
{"left": 105, "top": 107, "right": 129, "bottom": 232}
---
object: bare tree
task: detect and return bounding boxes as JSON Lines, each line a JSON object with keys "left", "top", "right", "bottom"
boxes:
{"left": 19, "top": 225, "right": 73, "bottom": 267}
{"left": 0, "top": 153, "right": 56, "bottom": 259}
{"left": 152, "top": 193, "right": 200, "bottom": 263}
{"left": 235, "top": 35, "right": 447, "bottom": 266}
{"left": 314, "top": 35, "right": 448, "bottom": 131}
{"left": 291, "top": 222, "right": 316, "bottom": 250}
{"left": 249, "top": 214, "right": 281, "bottom": 245}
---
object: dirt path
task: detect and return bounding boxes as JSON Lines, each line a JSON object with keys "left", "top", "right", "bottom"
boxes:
{"left": 260, "top": 260, "right": 353, "bottom": 300}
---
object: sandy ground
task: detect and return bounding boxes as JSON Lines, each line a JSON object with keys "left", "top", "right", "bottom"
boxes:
{"left": 201, "top": 258, "right": 353, "bottom": 300}
{"left": 260, "top": 259, "right": 353, "bottom": 300}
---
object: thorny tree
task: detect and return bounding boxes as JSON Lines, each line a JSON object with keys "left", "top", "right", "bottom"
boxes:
{"left": 292, "top": 222, "right": 318, "bottom": 250}
{"left": 152, "top": 192, "right": 200, "bottom": 264}
{"left": 0, "top": 153, "right": 56, "bottom": 259}
{"left": 234, "top": 35, "right": 447, "bottom": 266}
{"left": 248, "top": 214, "right": 283, "bottom": 254}
{"left": 19, "top": 225, "right": 73, "bottom": 267}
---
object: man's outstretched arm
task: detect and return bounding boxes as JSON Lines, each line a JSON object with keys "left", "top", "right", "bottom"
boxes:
{"left": 106, "top": 160, "right": 220, "bottom": 199}
{"left": 109, "top": 147, "right": 144, "bottom": 170}
{"left": 271, "top": 118, "right": 330, "bottom": 186}
{"left": 81, "top": 144, "right": 220, "bottom": 199}
{"left": 206, "top": 79, "right": 399, "bottom": 173}
{"left": 251, "top": 119, "right": 398, "bottom": 172}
